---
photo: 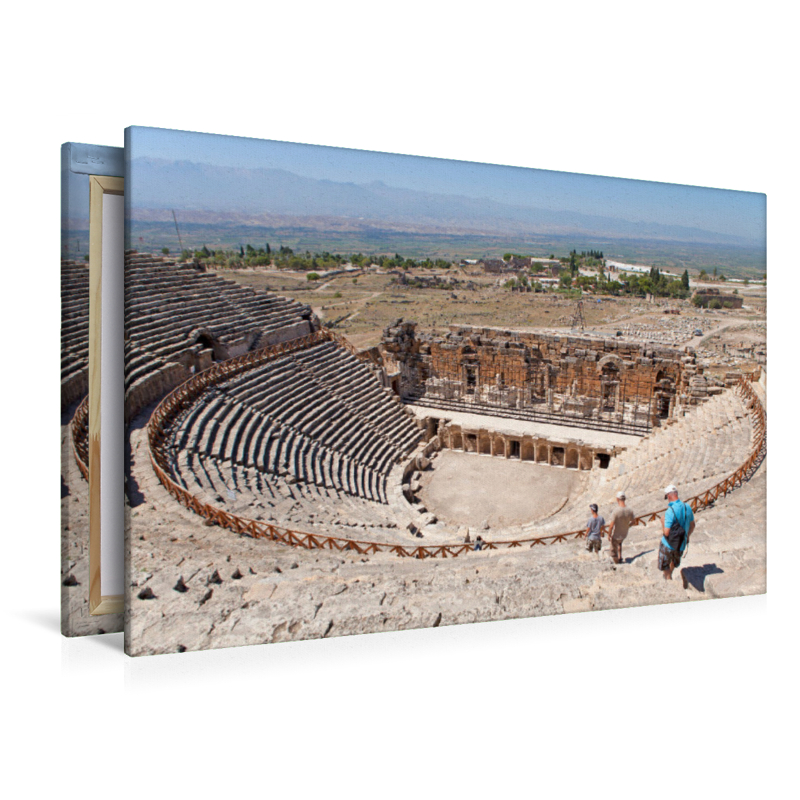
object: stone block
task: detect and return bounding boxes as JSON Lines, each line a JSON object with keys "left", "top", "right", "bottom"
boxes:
{"left": 704, "top": 567, "right": 766, "bottom": 599}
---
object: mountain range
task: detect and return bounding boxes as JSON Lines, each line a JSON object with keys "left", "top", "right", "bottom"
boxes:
{"left": 128, "top": 158, "right": 757, "bottom": 248}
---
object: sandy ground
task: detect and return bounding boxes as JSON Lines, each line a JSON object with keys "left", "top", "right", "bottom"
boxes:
{"left": 419, "top": 450, "right": 583, "bottom": 528}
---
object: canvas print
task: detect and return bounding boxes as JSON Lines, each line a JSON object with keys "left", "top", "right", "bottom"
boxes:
{"left": 61, "top": 142, "right": 124, "bottom": 635}
{"left": 123, "top": 126, "right": 766, "bottom": 656}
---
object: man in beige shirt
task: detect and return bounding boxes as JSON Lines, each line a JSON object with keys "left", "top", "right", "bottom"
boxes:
{"left": 608, "top": 491, "right": 636, "bottom": 564}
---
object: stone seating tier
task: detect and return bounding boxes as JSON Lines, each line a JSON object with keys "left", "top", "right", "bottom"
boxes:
{"left": 60, "top": 261, "right": 91, "bottom": 389}
{"left": 162, "top": 339, "right": 422, "bottom": 513}
{"left": 526, "top": 388, "right": 754, "bottom": 536}
{"left": 171, "top": 450, "right": 404, "bottom": 541}
{"left": 123, "top": 254, "right": 315, "bottom": 403}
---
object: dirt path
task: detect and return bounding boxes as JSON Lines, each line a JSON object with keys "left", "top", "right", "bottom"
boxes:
{"left": 313, "top": 290, "right": 384, "bottom": 323}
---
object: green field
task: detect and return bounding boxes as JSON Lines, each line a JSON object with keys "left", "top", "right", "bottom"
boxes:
{"left": 125, "top": 220, "right": 766, "bottom": 279}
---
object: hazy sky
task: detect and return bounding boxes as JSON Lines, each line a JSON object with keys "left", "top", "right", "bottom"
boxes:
{"left": 128, "top": 126, "right": 766, "bottom": 243}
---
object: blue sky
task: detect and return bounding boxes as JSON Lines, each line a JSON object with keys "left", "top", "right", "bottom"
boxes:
{"left": 128, "top": 126, "right": 766, "bottom": 243}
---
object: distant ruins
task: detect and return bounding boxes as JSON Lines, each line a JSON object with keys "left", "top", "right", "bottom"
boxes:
{"left": 379, "top": 322, "right": 703, "bottom": 434}
{"left": 692, "top": 288, "right": 744, "bottom": 309}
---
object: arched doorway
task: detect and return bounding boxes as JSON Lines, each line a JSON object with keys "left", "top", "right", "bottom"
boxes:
{"left": 189, "top": 328, "right": 219, "bottom": 362}
{"left": 600, "top": 363, "right": 619, "bottom": 411}
{"left": 653, "top": 371, "right": 675, "bottom": 419}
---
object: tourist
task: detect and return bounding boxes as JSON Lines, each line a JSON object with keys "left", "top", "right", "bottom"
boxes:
{"left": 608, "top": 492, "right": 636, "bottom": 564}
{"left": 473, "top": 535, "right": 484, "bottom": 552}
{"left": 658, "top": 484, "right": 695, "bottom": 580}
{"left": 585, "top": 504, "right": 605, "bottom": 554}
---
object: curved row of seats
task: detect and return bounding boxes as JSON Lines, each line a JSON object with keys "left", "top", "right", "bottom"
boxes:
{"left": 172, "top": 450, "right": 404, "bottom": 540}
{"left": 528, "top": 388, "right": 754, "bottom": 535}
{"left": 64, "top": 252, "right": 318, "bottom": 409}
{"left": 61, "top": 261, "right": 90, "bottom": 396}
{"left": 124, "top": 252, "right": 314, "bottom": 399}
{"left": 162, "top": 339, "right": 422, "bottom": 525}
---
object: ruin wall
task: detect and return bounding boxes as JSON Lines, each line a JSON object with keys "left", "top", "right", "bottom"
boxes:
{"left": 379, "top": 322, "right": 699, "bottom": 428}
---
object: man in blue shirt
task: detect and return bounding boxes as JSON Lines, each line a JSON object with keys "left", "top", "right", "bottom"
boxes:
{"left": 659, "top": 484, "right": 695, "bottom": 580}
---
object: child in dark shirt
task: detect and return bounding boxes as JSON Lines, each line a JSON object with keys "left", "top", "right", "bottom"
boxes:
{"left": 585, "top": 504, "right": 605, "bottom": 554}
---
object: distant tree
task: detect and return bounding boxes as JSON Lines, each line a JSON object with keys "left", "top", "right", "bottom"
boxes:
{"left": 307, "top": 272, "right": 320, "bottom": 281}
{"left": 503, "top": 253, "right": 514, "bottom": 261}
{"left": 713, "top": 266, "right": 718, "bottom": 277}
{"left": 266, "top": 243, "right": 271, "bottom": 255}
{"left": 161, "top": 247, "right": 170, "bottom": 255}
{"left": 681, "top": 269, "right": 690, "bottom": 290}
{"left": 698, "top": 269, "right": 708, "bottom": 280}
{"left": 83, "top": 254, "right": 89, "bottom": 262}
{"left": 762, "top": 273, "right": 767, "bottom": 281}
{"left": 569, "top": 252, "right": 578, "bottom": 277}
{"left": 352, "top": 278, "right": 358, "bottom": 284}
{"left": 240, "top": 245, "right": 245, "bottom": 257}
{"left": 743, "top": 278, "right": 750, "bottom": 286}
{"left": 549, "top": 254, "right": 555, "bottom": 259}
{"left": 719, "top": 273, "right": 726, "bottom": 282}
{"left": 709, "top": 298, "right": 722, "bottom": 309}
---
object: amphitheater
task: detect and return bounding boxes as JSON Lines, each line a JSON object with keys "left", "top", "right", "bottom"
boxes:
{"left": 61, "top": 254, "right": 767, "bottom": 654}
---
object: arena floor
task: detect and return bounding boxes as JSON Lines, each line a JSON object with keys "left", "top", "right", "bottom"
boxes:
{"left": 418, "top": 449, "right": 584, "bottom": 529}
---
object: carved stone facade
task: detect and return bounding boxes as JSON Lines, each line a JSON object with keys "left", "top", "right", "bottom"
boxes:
{"left": 379, "top": 322, "right": 700, "bottom": 432}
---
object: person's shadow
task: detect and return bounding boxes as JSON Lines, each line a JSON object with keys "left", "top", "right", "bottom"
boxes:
{"left": 625, "top": 549, "right": 653, "bottom": 564}
{"left": 681, "top": 563, "right": 724, "bottom": 592}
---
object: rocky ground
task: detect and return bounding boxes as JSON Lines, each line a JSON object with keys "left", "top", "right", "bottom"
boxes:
{"left": 60, "top": 408, "right": 123, "bottom": 637}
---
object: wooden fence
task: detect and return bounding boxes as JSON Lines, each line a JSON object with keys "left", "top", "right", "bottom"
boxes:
{"left": 71, "top": 395, "right": 90, "bottom": 481}
{"left": 145, "top": 338, "right": 766, "bottom": 559}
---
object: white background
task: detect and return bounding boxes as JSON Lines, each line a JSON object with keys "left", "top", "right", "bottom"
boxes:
{"left": 2, "top": 2, "right": 794, "bottom": 798}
